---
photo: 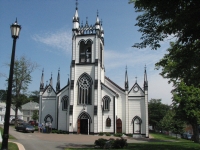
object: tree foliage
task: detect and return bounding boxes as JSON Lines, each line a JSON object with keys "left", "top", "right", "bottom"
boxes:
{"left": 129, "top": 0, "right": 200, "bottom": 143}
{"left": 160, "top": 110, "right": 185, "bottom": 137}
{"left": 11, "top": 56, "right": 38, "bottom": 125}
{"left": 28, "top": 90, "right": 39, "bottom": 103}
{"left": 32, "top": 110, "right": 39, "bottom": 121}
{"left": 173, "top": 82, "right": 200, "bottom": 142}
{"left": 129, "top": 0, "right": 200, "bottom": 50}
{"left": 148, "top": 99, "right": 170, "bottom": 130}
{"left": 156, "top": 41, "right": 200, "bottom": 86}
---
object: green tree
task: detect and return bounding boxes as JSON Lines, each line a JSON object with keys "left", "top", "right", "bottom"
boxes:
{"left": 32, "top": 110, "right": 39, "bottom": 121}
{"left": 28, "top": 90, "right": 39, "bottom": 103}
{"left": 11, "top": 56, "right": 38, "bottom": 126}
{"left": 0, "top": 89, "right": 7, "bottom": 101}
{"left": 148, "top": 99, "right": 170, "bottom": 130}
{"left": 173, "top": 82, "right": 200, "bottom": 142}
{"left": 160, "top": 110, "right": 185, "bottom": 138}
{"left": 129, "top": 0, "right": 200, "bottom": 50}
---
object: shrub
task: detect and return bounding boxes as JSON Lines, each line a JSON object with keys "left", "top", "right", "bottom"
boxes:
{"left": 94, "top": 138, "right": 108, "bottom": 148}
{"left": 105, "top": 132, "right": 111, "bottom": 136}
{"left": 114, "top": 133, "right": 123, "bottom": 137}
{"left": 98, "top": 132, "right": 104, "bottom": 136}
{"left": 94, "top": 137, "right": 127, "bottom": 149}
{"left": 113, "top": 138, "right": 128, "bottom": 149}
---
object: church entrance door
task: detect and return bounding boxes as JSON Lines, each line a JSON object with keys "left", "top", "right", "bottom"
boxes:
{"left": 133, "top": 118, "right": 141, "bottom": 134}
{"left": 116, "top": 119, "right": 122, "bottom": 133}
{"left": 80, "top": 119, "right": 89, "bottom": 134}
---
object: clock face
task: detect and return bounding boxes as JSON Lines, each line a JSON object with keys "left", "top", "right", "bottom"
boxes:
{"left": 47, "top": 87, "right": 52, "bottom": 93}
{"left": 133, "top": 86, "right": 139, "bottom": 92}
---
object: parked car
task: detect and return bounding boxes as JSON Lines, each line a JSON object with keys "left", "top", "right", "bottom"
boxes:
{"left": 28, "top": 120, "right": 38, "bottom": 126}
{"left": 15, "top": 123, "right": 35, "bottom": 133}
{"left": 10, "top": 118, "right": 24, "bottom": 125}
{"left": 181, "top": 133, "right": 193, "bottom": 140}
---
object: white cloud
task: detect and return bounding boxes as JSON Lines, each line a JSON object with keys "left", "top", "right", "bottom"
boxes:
{"left": 32, "top": 28, "right": 72, "bottom": 55}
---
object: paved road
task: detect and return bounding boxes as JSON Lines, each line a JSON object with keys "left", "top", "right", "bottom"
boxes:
{"left": 6, "top": 125, "right": 147, "bottom": 150}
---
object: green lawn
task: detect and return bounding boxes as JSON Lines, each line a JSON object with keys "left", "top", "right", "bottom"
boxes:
{"left": 0, "top": 126, "right": 18, "bottom": 150}
{"left": 65, "top": 133, "right": 200, "bottom": 150}
{"left": 0, "top": 143, "right": 18, "bottom": 150}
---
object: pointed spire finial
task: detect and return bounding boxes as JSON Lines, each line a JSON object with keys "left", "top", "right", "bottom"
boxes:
{"left": 135, "top": 76, "right": 137, "bottom": 83}
{"left": 76, "top": 0, "right": 78, "bottom": 10}
{"left": 97, "top": 10, "right": 99, "bottom": 17}
{"left": 86, "top": 17, "right": 88, "bottom": 24}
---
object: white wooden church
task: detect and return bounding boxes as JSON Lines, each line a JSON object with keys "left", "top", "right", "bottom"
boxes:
{"left": 39, "top": 5, "right": 149, "bottom": 138}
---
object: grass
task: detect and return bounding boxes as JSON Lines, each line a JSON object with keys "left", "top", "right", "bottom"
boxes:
{"left": 127, "top": 142, "right": 200, "bottom": 150}
{"left": 0, "top": 143, "right": 19, "bottom": 150}
{"left": 64, "top": 133, "right": 200, "bottom": 150}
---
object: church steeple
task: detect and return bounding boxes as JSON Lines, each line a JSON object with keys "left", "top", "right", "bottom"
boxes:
{"left": 95, "top": 10, "right": 100, "bottom": 31}
{"left": 125, "top": 66, "right": 129, "bottom": 91}
{"left": 50, "top": 73, "right": 53, "bottom": 86}
{"left": 56, "top": 69, "right": 60, "bottom": 92}
{"left": 144, "top": 65, "right": 148, "bottom": 90}
{"left": 40, "top": 69, "right": 44, "bottom": 92}
{"left": 72, "top": 0, "right": 79, "bottom": 32}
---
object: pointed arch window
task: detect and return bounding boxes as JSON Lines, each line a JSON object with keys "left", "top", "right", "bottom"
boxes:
{"left": 102, "top": 95, "right": 111, "bottom": 111}
{"left": 106, "top": 117, "right": 111, "bottom": 127}
{"left": 79, "top": 40, "right": 92, "bottom": 63}
{"left": 61, "top": 95, "right": 68, "bottom": 111}
{"left": 78, "top": 73, "right": 93, "bottom": 105}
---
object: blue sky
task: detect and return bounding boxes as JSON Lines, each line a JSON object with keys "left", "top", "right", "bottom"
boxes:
{"left": 0, "top": 0, "right": 173, "bottom": 104}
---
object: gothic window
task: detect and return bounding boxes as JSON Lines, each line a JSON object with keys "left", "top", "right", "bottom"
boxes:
{"left": 61, "top": 95, "right": 68, "bottom": 111}
{"left": 102, "top": 95, "right": 111, "bottom": 111}
{"left": 106, "top": 117, "right": 111, "bottom": 127}
{"left": 79, "top": 40, "right": 92, "bottom": 63}
{"left": 78, "top": 73, "right": 93, "bottom": 105}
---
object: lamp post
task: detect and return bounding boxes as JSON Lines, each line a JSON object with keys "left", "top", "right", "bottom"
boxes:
{"left": 1, "top": 19, "right": 21, "bottom": 150}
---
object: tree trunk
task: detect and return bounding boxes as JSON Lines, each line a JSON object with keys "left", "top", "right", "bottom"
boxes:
{"left": 191, "top": 123, "right": 199, "bottom": 143}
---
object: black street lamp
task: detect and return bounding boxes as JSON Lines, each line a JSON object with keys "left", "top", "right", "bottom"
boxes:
{"left": 1, "top": 19, "right": 21, "bottom": 150}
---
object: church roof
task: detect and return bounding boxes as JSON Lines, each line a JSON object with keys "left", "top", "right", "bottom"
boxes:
{"left": 101, "top": 82, "right": 119, "bottom": 97}
{"left": 105, "top": 76, "right": 125, "bottom": 92}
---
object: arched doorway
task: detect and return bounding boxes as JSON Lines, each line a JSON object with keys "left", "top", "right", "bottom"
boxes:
{"left": 132, "top": 116, "right": 142, "bottom": 134}
{"left": 116, "top": 118, "right": 122, "bottom": 133}
{"left": 77, "top": 112, "right": 92, "bottom": 134}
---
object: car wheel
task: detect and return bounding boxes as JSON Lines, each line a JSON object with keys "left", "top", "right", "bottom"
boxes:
{"left": 32, "top": 131, "right": 34, "bottom": 133}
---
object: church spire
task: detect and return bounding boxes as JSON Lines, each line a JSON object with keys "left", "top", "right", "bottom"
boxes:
{"left": 144, "top": 65, "right": 148, "bottom": 90}
{"left": 125, "top": 66, "right": 129, "bottom": 91}
{"left": 40, "top": 69, "right": 44, "bottom": 92}
{"left": 56, "top": 69, "right": 60, "bottom": 92}
{"left": 72, "top": 0, "right": 79, "bottom": 31}
{"left": 50, "top": 73, "right": 53, "bottom": 86}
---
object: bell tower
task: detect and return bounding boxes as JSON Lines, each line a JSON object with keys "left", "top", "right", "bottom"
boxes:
{"left": 69, "top": 3, "right": 105, "bottom": 134}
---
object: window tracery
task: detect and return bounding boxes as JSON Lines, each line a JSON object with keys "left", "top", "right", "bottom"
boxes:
{"left": 78, "top": 73, "right": 92, "bottom": 105}
{"left": 61, "top": 95, "right": 68, "bottom": 111}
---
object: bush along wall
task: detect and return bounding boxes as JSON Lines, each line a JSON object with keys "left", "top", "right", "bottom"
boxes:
{"left": 94, "top": 137, "right": 128, "bottom": 149}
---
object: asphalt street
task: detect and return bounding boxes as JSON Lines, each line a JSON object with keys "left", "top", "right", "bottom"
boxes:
{"left": 6, "top": 125, "right": 147, "bottom": 150}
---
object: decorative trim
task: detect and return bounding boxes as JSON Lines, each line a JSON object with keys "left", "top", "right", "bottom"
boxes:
{"left": 78, "top": 111, "right": 92, "bottom": 123}
{"left": 128, "top": 96, "right": 145, "bottom": 98}
{"left": 94, "top": 80, "right": 98, "bottom": 89}
{"left": 70, "top": 80, "right": 74, "bottom": 89}
{"left": 69, "top": 105, "right": 73, "bottom": 115}
{"left": 76, "top": 62, "right": 96, "bottom": 65}
{"left": 44, "top": 114, "right": 53, "bottom": 123}
{"left": 95, "top": 59, "right": 98, "bottom": 66}
{"left": 42, "top": 96, "right": 56, "bottom": 98}
{"left": 94, "top": 106, "right": 97, "bottom": 115}
{"left": 71, "top": 60, "right": 75, "bottom": 67}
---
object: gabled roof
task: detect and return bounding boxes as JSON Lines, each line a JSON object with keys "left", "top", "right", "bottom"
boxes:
{"left": 101, "top": 82, "right": 119, "bottom": 97}
{"left": 43, "top": 84, "right": 56, "bottom": 95}
{"left": 105, "top": 76, "right": 125, "bottom": 92}
{"left": 128, "top": 82, "right": 144, "bottom": 95}
{"left": 21, "top": 102, "right": 39, "bottom": 110}
{"left": 57, "top": 83, "right": 69, "bottom": 95}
